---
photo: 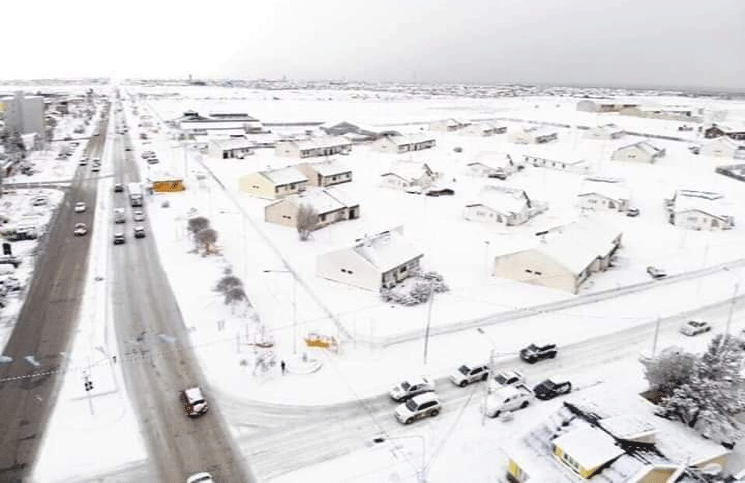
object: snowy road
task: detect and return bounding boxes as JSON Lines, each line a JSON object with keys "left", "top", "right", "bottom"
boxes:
{"left": 0, "top": 112, "right": 111, "bottom": 481}
{"left": 108, "top": 114, "right": 253, "bottom": 483}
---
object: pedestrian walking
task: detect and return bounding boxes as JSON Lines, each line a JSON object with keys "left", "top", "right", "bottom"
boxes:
{"left": 280, "top": 360, "right": 286, "bottom": 375}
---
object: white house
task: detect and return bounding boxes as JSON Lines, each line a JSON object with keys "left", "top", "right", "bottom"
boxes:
{"left": 297, "top": 159, "right": 352, "bottom": 187}
{"left": 275, "top": 136, "right": 352, "bottom": 158}
{"left": 577, "top": 178, "right": 631, "bottom": 213}
{"left": 380, "top": 162, "right": 437, "bottom": 191}
{"left": 492, "top": 217, "right": 622, "bottom": 294}
{"left": 209, "top": 138, "right": 255, "bottom": 159}
{"left": 509, "top": 126, "right": 558, "bottom": 144}
{"left": 429, "top": 118, "right": 470, "bottom": 132}
{"left": 612, "top": 140, "right": 666, "bottom": 163}
{"left": 372, "top": 134, "right": 436, "bottom": 153}
{"left": 522, "top": 150, "right": 587, "bottom": 172}
{"left": 464, "top": 186, "right": 547, "bottom": 226}
{"left": 699, "top": 136, "right": 745, "bottom": 159}
{"left": 264, "top": 187, "right": 360, "bottom": 229}
{"left": 576, "top": 99, "right": 639, "bottom": 113}
{"left": 584, "top": 123, "right": 625, "bottom": 140}
{"left": 466, "top": 152, "right": 519, "bottom": 178}
{"left": 177, "top": 112, "right": 263, "bottom": 134}
{"left": 666, "top": 190, "right": 735, "bottom": 231}
{"left": 316, "top": 227, "right": 424, "bottom": 291}
{"left": 461, "top": 122, "right": 506, "bottom": 136}
{"left": 237, "top": 167, "right": 308, "bottom": 199}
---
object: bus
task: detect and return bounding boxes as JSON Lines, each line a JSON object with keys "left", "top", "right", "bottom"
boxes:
{"left": 127, "top": 182, "right": 143, "bottom": 207}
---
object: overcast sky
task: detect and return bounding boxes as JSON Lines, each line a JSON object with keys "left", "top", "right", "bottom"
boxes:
{"left": 5, "top": 0, "right": 744, "bottom": 91}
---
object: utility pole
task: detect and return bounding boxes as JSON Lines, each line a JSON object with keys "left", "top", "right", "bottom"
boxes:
{"left": 292, "top": 273, "right": 297, "bottom": 355}
{"left": 726, "top": 282, "right": 739, "bottom": 336}
{"left": 423, "top": 281, "right": 434, "bottom": 365}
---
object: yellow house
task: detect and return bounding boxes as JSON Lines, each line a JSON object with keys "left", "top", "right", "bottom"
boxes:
{"left": 152, "top": 178, "right": 185, "bottom": 192}
{"left": 238, "top": 167, "right": 308, "bottom": 199}
{"left": 553, "top": 426, "right": 624, "bottom": 478}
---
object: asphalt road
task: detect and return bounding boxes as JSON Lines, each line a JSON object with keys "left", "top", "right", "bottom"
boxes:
{"left": 108, "top": 112, "right": 251, "bottom": 482}
{"left": 0, "top": 109, "right": 111, "bottom": 482}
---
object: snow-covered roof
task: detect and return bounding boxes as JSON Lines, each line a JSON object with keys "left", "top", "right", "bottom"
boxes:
{"left": 305, "top": 159, "right": 351, "bottom": 177}
{"left": 554, "top": 426, "right": 624, "bottom": 470}
{"left": 382, "top": 162, "right": 433, "bottom": 182}
{"left": 353, "top": 230, "right": 423, "bottom": 273}
{"left": 616, "top": 140, "right": 665, "bottom": 157}
{"left": 578, "top": 178, "right": 630, "bottom": 202}
{"left": 591, "top": 123, "right": 625, "bottom": 136}
{"left": 672, "top": 192, "right": 731, "bottom": 220}
{"left": 470, "top": 151, "right": 516, "bottom": 169}
{"left": 468, "top": 186, "right": 530, "bottom": 215}
{"left": 384, "top": 134, "right": 436, "bottom": 146}
{"left": 211, "top": 138, "right": 254, "bottom": 151}
{"left": 290, "top": 188, "right": 358, "bottom": 214}
{"left": 521, "top": 145, "right": 585, "bottom": 164}
{"left": 261, "top": 167, "right": 308, "bottom": 185}
{"left": 206, "top": 128, "right": 249, "bottom": 138}
{"left": 599, "top": 416, "right": 656, "bottom": 442}
{"left": 704, "top": 136, "right": 745, "bottom": 150}
{"left": 709, "top": 122, "right": 745, "bottom": 133}
{"left": 287, "top": 136, "right": 352, "bottom": 150}
{"left": 521, "top": 125, "right": 558, "bottom": 137}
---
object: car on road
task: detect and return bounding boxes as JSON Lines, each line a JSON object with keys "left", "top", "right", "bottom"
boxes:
{"left": 626, "top": 207, "right": 640, "bottom": 217}
{"left": 32, "top": 197, "right": 48, "bottom": 207}
{"left": 647, "top": 266, "right": 667, "bottom": 279}
{"left": 93, "top": 157, "right": 100, "bottom": 164}
{"left": 113, "top": 233, "right": 125, "bottom": 245}
{"left": 450, "top": 363, "right": 489, "bottom": 387}
{"left": 389, "top": 376, "right": 435, "bottom": 402}
{"left": 114, "top": 183, "right": 124, "bottom": 193}
{"left": 520, "top": 343, "right": 557, "bottom": 363}
{"left": 93, "top": 130, "right": 100, "bottom": 136}
{"left": 134, "top": 226, "right": 146, "bottom": 238}
{"left": 680, "top": 320, "right": 712, "bottom": 337}
{"left": 186, "top": 473, "right": 214, "bottom": 483}
{"left": 74, "top": 202, "right": 87, "bottom": 213}
{"left": 394, "top": 392, "right": 441, "bottom": 425}
{"left": 490, "top": 370, "right": 525, "bottom": 391}
{"left": 182, "top": 386, "right": 208, "bottom": 417}
{"left": 79, "top": 157, "right": 88, "bottom": 166}
{"left": 132, "top": 210, "right": 145, "bottom": 222}
{"left": 114, "top": 208, "right": 126, "bottom": 223}
{"left": 73, "top": 223, "right": 88, "bottom": 236}
{"left": 146, "top": 157, "right": 160, "bottom": 165}
{"left": 484, "top": 383, "right": 534, "bottom": 418}
{"left": 426, "top": 188, "right": 455, "bottom": 197}
{"left": 533, "top": 377, "right": 572, "bottom": 400}
{"left": 141, "top": 151, "right": 155, "bottom": 159}
{"left": 125, "top": 146, "right": 132, "bottom": 151}
{"left": 91, "top": 165, "right": 100, "bottom": 172}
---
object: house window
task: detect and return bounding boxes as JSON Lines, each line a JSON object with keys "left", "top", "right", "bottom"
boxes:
{"left": 319, "top": 213, "right": 326, "bottom": 221}
{"left": 535, "top": 271, "right": 542, "bottom": 276}
{"left": 400, "top": 266, "right": 407, "bottom": 274}
{"left": 340, "top": 268, "right": 353, "bottom": 274}
{"left": 282, "top": 215, "right": 291, "bottom": 220}
{"left": 687, "top": 216, "right": 697, "bottom": 222}
{"left": 525, "top": 269, "right": 533, "bottom": 274}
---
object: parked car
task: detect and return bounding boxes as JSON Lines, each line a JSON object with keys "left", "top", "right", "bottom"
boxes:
{"left": 484, "top": 383, "right": 534, "bottom": 418}
{"left": 147, "top": 157, "right": 160, "bottom": 165}
{"left": 79, "top": 158, "right": 88, "bottom": 166}
{"left": 114, "top": 208, "right": 126, "bottom": 223}
{"left": 394, "top": 392, "right": 441, "bottom": 425}
{"left": 647, "top": 266, "right": 667, "bottom": 279}
{"left": 91, "top": 165, "right": 100, "bottom": 172}
{"left": 186, "top": 473, "right": 214, "bottom": 483}
{"left": 449, "top": 363, "right": 489, "bottom": 387}
{"left": 113, "top": 233, "right": 125, "bottom": 245}
{"left": 487, "top": 173, "right": 508, "bottom": 180}
{"left": 519, "top": 343, "right": 557, "bottom": 364}
{"left": 0, "top": 256, "right": 22, "bottom": 268}
{"left": 389, "top": 376, "right": 435, "bottom": 402}
{"left": 426, "top": 188, "right": 455, "bottom": 197}
{"left": 74, "top": 202, "right": 87, "bottom": 213}
{"left": 134, "top": 226, "right": 146, "bottom": 238}
{"left": 32, "top": 197, "right": 48, "bottom": 207}
{"left": 626, "top": 207, "right": 640, "bottom": 217}
{"left": 114, "top": 183, "right": 124, "bottom": 193}
{"left": 533, "top": 377, "right": 572, "bottom": 400}
{"left": 680, "top": 320, "right": 712, "bottom": 337}
{"left": 132, "top": 210, "right": 145, "bottom": 222}
{"left": 489, "top": 370, "right": 525, "bottom": 392}
{"left": 73, "top": 223, "right": 88, "bottom": 236}
{"left": 182, "top": 386, "right": 208, "bottom": 417}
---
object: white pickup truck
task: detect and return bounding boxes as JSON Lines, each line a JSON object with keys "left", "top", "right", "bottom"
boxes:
{"left": 484, "top": 383, "right": 534, "bottom": 418}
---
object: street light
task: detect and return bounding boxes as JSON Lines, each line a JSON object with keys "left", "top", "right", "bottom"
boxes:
{"left": 373, "top": 434, "right": 427, "bottom": 482}
{"left": 264, "top": 269, "right": 298, "bottom": 354}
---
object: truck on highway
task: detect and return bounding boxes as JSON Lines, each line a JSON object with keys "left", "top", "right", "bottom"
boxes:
{"left": 127, "top": 182, "right": 143, "bottom": 207}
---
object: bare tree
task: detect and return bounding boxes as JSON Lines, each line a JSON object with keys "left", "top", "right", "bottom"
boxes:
{"left": 195, "top": 228, "right": 218, "bottom": 253}
{"left": 224, "top": 287, "right": 247, "bottom": 306}
{"left": 215, "top": 275, "right": 242, "bottom": 293}
{"left": 296, "top": 204, "right": 318, "bottom": 241}
{"left": 187, "top": 216, "right": 210, "bottom": 235}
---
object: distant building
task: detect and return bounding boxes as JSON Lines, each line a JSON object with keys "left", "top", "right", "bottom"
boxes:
{"left": 466, "top": 152, "right": 519, "bottom": 178}
{"left": 274, "top": 136, "right": 352, "bottom": 158}
{"left": 492, "top": 217, "right": 622, "bottom": 294}
{"left": 523, "top": 151, "right": 586, "bottom": 172}
{"left": 577, "top": 178, "right": 631, "bottom": 213}
{"left": 620, "top": 106, "right": 702, "bottom": 122}
{"left": 264, "top": 188, "right": 359, "bottom": 229}
{"left": 316, "top": 227, "right": 423, "bottom": 291}
{"left": 584, "top": 124, "right": 625, "bottom": 140}
{"left": 238, "top": 167, "right": 308, "bottom": 199}
{"left": 509, "top": 126, "right": 558, "bottom": 144}
{"left": 699, "top": 136, "right": 745, "bottom": 159}
{"left": 371, "top": 134, "right": 436, "bottom": 153}
{"left": 612, "top": 140, "right": 665, "bottom": 164}
{"left": 429, "top": 118, "right": 470, "bottom": 132}
{"left": 209, "top": 138, "right": 255, "bottom": 159}
{"left": 666, "top": 189, "right": 734, "bottom": 231}
{"left": 320, "top": 121, "right": 378, "bottom": 142}
{"left": 464, "top": 186, "right": 547, "bottom": 226}
{"left": 576, "top": 99, "right": 639, "bottom": 113}
{"left": 0, "top": 92, "right": 45, "bottom": 138}
{"left": 297, "top": 159, "right": 353, "bottom": 187}
{"left": 380, "top": 162, "right": 437, "bottom": 191}
{"left": 704, "top": 123, "right": 745, "bottom": 141}
{"left": 461, "top": 122, "right": 507, "bottom": 137}
{"left": 177, "top": 111, "right": 263, "bottom": 134}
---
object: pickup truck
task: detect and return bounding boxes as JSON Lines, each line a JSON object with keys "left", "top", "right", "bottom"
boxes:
{"left": 484, "top": 383, "right": 534, "bottom": 418}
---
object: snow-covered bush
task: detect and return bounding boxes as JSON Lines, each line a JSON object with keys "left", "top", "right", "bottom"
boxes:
{"left": 215, "top": 275, "right": 242, "bottom": 294}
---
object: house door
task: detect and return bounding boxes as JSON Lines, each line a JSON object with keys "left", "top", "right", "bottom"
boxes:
{"left": 349, "top": 207, "right": 358, "bottom": 219}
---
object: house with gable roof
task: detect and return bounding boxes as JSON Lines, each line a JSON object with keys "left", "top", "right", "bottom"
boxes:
{"left": 264, "top": 187, "right": 359, "bottom": 229}
{"left": 462, "top": 122, "right": 506, "bottom": 137}
{"left": 577, "top": 177, "right": 631, "bottom": 213}
{"left": 238, "top": 166, "right": 308, "bottom": 199}
{"left": 466, "top": 152, "right": 519, "bottom": 178}
{"left": 699, "top": 136, "right": 745, "bottom": 159}
{"left": 275, "top": 136, "right": 352, "bottom": 158}
{"left": 509, "top": 126, "right": 558, "bottom": 144}
{"left": 665, "top": 189, "right": 734, "bottom": 231}
{"left": 380, "top": 162, "right": 437, "bottom": 191}
{"left": 464, "top": 186, "right": 547, "bottom": 226}
{"left": 612, "top": 140, "right": 666, "bottom": 163}
{"left": 316, "top": 226, "right": 424, "bottom": 291}
{"left": 372, "top": 134, "right": 436, "bottom": 153}
{"left": 585, "top": 124, "right": 626, "bottom": 140}
{"left": 297, "top": 159, "right": 353, "bottom": 187}
{"left": 429, "top": 118, "right": 470, "bottom": 132}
